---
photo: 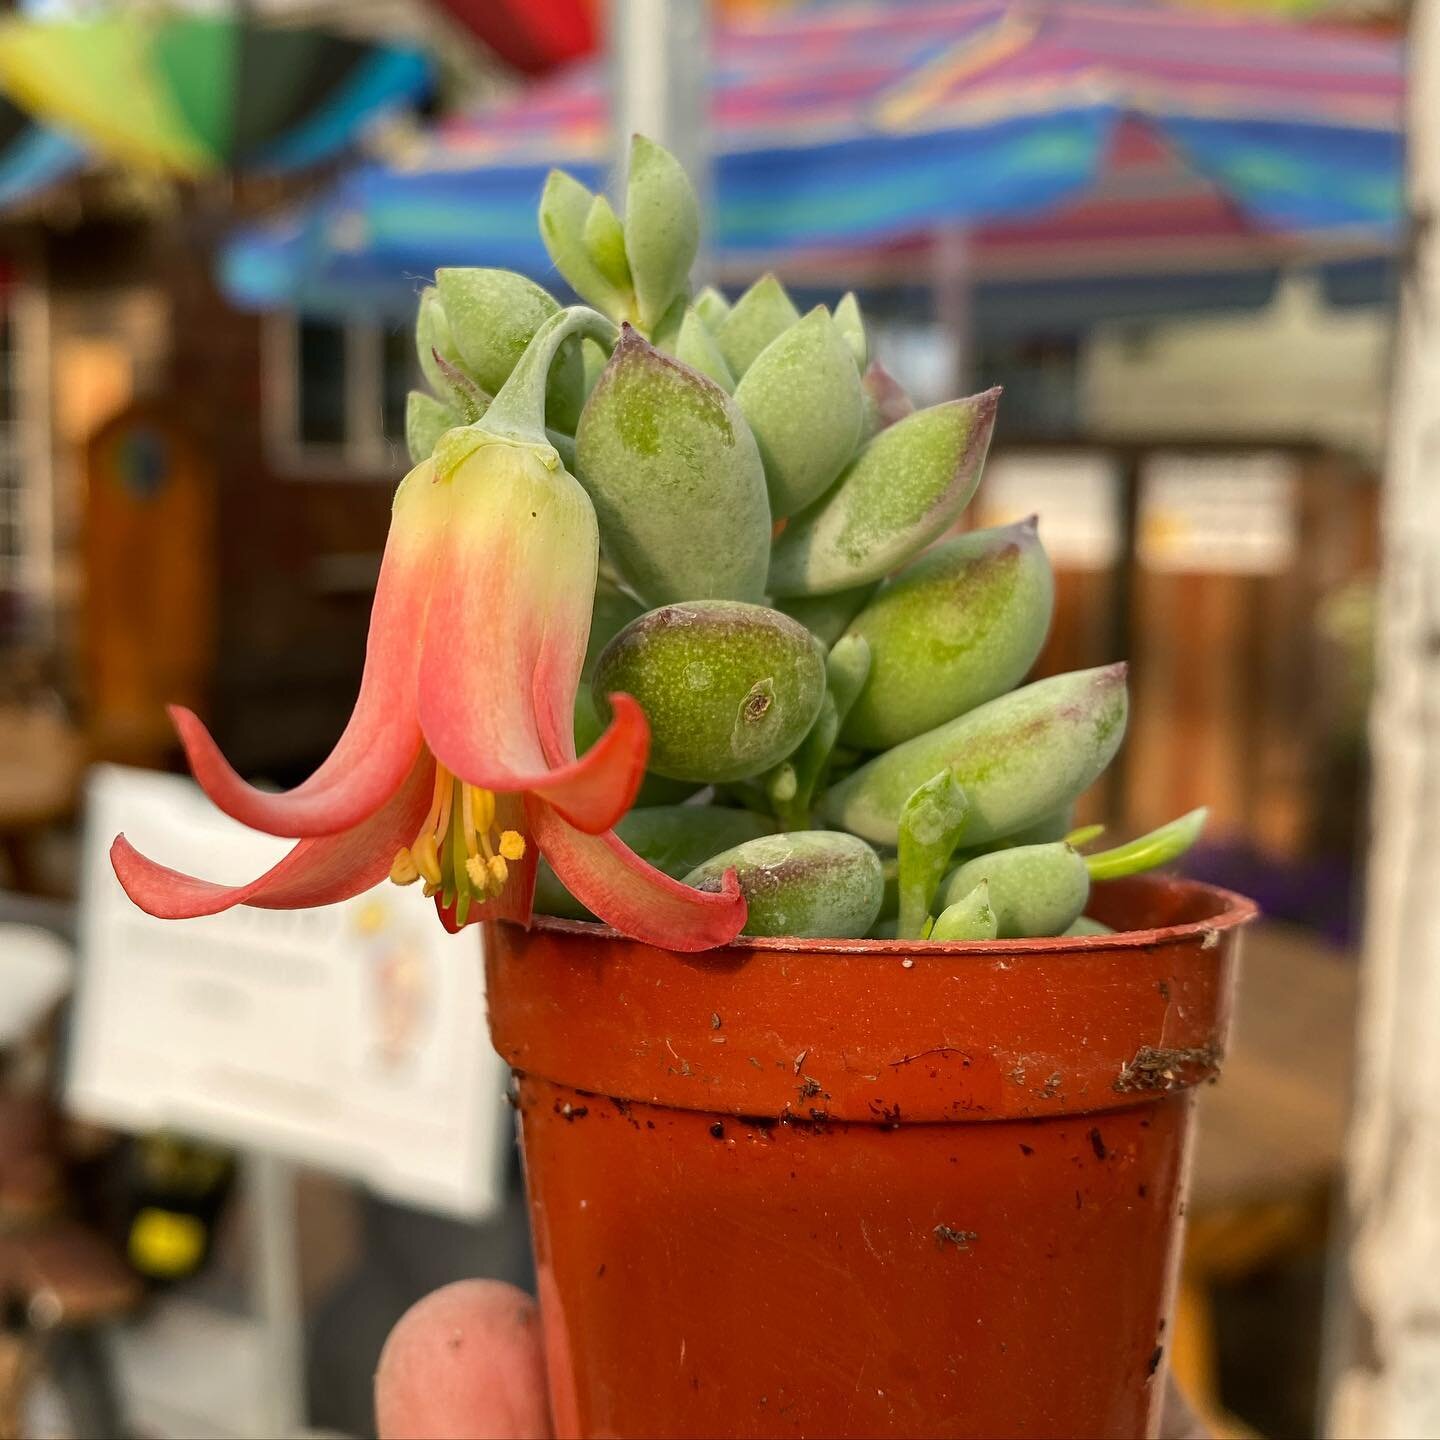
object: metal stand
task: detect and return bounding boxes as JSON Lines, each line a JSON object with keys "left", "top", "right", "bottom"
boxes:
{"left": 246, "top": 1151, "right": 306, "bottom": 1438}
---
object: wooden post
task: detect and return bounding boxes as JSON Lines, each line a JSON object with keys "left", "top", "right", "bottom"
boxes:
{"left": 1325, "top": 5, "right": 1440, "bottom": 1436}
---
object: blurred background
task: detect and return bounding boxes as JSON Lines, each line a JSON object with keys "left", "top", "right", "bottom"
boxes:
{"left": 0, "top": 0, "right": 1419, "bottom": 1436}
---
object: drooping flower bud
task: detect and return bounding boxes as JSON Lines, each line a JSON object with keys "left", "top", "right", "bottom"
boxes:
{"left": 575, "top": 327, "right": 771, "bottom": 604}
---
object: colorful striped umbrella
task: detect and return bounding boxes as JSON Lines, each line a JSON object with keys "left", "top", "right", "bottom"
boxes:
{"left": 0, "top": 94, "right": 82, "bottom": 210}
{"left": 221, "top": 0, "right": 1401, "bottom": 315}
{"left": 0, "top": 12, "right": 432, "bottom": 177}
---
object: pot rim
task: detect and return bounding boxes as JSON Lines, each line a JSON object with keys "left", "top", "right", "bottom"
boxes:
{"left": 514, "top": 876, "right": 1258, "bottom": 957}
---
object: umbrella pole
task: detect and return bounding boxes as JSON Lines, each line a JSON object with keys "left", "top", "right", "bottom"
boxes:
{"left": 935, "top": 223, "right": 974, "bottom": 396}
{"left": 1324, "top": 1, "right": 1440, "bottom": 1434}
{"left": 607, "top": 0, "right": 710, "bottom": 228}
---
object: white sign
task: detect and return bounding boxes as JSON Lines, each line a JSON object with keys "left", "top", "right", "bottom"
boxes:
{"left": 977, "top": 451, "right": 1122, "bottom": 569}
{"left": 68, "top": 765, "right": 511, "bottom": 1219}
{"left": 1139, "top": 451, "right": 1298, "bottom": 575}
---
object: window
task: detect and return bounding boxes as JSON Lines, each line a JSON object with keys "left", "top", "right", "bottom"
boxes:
{"left": 263, "top": 312, "right": 417, "bottom": 478}
{"left": 0, "top": 288, "right": 53, "bottom": 645}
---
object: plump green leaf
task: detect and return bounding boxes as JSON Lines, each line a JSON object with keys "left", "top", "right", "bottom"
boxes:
{"left": 694, "top": 284, "right": 731, "bottom": 330}
{"left": 594, "top": 600, "right": 826, "bottom": 783}
{"left": 434, "top": 267, "right": 586, "bottom": 432}
{"left": 539, "top": 169, "right": 635, "bottom": 320}
{"left": 767, "top": 388, "right": 1001, "bottom": 597}
{"left": 776, "top": 585, "right": 878, "bottom": 648}
{"left": 415, "top": 286, "right": 466, "bottom": 397}
{"left": 584, "top": 577, "right": 645, "bottom": 678}
{"left": 685, "top": 831, "right": 884, "bottom": 938}
{"left": 930, "top": 880, "right": 998, "bottom": 941}
{"left": 673, "top": 306, "right": 736, "bottom": 391}
{"left": 405, "top": 391, "right": 460, "bottom": 464}
{"left": 575, "top": 327, "right": 771, "bottom": 605}
{"left": 936, "top": 842, "right": 1091, "bottom": 939}
{"left": 584, "top": 192, "right": 633, "bottom": 292}
{"left": 823, "top": 665, "right": 1129, "bottom": 847}
{"left": 860, "top": 359, "right": 915, "bottom": 437}
{"left": 897, "top": 770, "right": 969, "bottom": 939}
{"left": 1084, "top": 808, "right": 1208, "bottom": 881}
{"left": 716, "top": 273, "right": 800, "bottom": 377}
{"left": 1062, "top": 916, "right": 1115, "bottom": 937}
{"left": 624, "top": 135, "right": 700, "bottom": 331}
{"left": 734, "top": 306, "right": 865, "bottom": 516}
{"left": 833, "top": 291, "right": 867, "bottom": 369}
{"left": 842, "top": 517, "right": 1055, "bottom": 749}
{"left": 780, "top": 633, "right": 872, "bottom": 827}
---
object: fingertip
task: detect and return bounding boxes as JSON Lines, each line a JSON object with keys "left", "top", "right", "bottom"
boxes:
{"left": 376, "top": 1280, "right": 552, "bottom": 1440}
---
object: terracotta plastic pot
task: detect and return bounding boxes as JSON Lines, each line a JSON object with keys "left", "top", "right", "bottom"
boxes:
{"left": 485, "top": 873, "right": 1256, "bottom": 1440}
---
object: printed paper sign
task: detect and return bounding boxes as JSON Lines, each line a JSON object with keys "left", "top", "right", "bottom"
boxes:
{"left": 69, "top": 765, "right": 511, "bottom": 1219}
{"left": 977, "top": 451, "right": 1122, "bottom": 569}
{"left": 1139, "top": 451, "right": 1298, "bottom": 575}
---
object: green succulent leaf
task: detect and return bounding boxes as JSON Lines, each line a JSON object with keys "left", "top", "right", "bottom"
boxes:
{"left": 574, "top": 326, "right": 771, "bottom": 605}
{"left": 1084, "top": 808, "right": 1208, "bottom": 881}
{"left": 930, "top": 880, "right": 999, "bottom": 941}
{"left": 685, "top": 831, "right": 884, "bottom": 938}
{"left": 860, "top": 359, "right": 915, "bottom": 437}
{"left": 539, "top": 169, "right": 635, "bottom": 320}
{"left": 583, "top": 192, "right": 633, "bottom": 293}
{"left": 624, "top": 135, "right": 700, "bottom": 331}
{"left": 593, "top": 600, "right": 826, "bottom": 784}
{"left": 833, "top": 291, "right": 867, "bottom": 369}
{"left": 716, "top": 273, "right": 801, "bottom": 377}
{"left": 824, "top": 665, "right": 1129, "bottom": 848}
{"left": 775, "top": 585, "right": 878, "bottom": 648}
{"left": 673, "top": 306, "right": 736, "bottom": 391}
{"left": 842, "top": 517, "right": 1055, "bottom": 749}
{"left": 405, "top": 391, "right": 460, "bottom": 464}
{"left": 1063, "top": 916, "right": 1115, "bottom": 937}
{"left": 897, "top": 769, "right": 970, "bottom": 940}
{"left": 936, "top": 842, "right": 1091, "bottom": 939}
{"left": 694, "top": 284, "right": 731, "bottom": 331}
{"left": 415, "top": 286, "right": 467, "bottom": 398}
{"left": 767, "top": 388, "right": 1001, "bottom": 597}
{"left": 734, "top": 306, "right": 865, "bottom": 517}
{"left": 780, "top": 632, "right": 872, "bottom": 827}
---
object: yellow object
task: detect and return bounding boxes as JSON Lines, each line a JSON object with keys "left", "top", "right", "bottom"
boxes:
{"left": 128, "top": 1206, "right": 206, "bottom": 1278}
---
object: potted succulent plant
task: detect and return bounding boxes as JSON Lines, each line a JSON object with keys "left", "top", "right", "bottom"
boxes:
{"left": 113, "top": 137, "right": 1256, "bottom": 1439}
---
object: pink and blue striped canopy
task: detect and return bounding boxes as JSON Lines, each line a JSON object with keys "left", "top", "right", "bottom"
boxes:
{"left": 223, "top": 0, "right": 1402, "bottom": 316}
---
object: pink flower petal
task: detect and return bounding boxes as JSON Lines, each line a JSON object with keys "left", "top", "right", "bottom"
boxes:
{"left": 111, "top": 749, "right": 436, "bottom": 920}
{"left": 418, "top": 443, "right": 599, "bottom": 799}
{"left": 527, "top": 799, "right": 747, "bottom": 952}
{"left": 171, "top": 464, "right": 449, "bottom": 837}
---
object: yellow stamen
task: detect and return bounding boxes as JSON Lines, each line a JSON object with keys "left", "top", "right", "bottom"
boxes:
{"left": 389, "top": 848, "right": 420, "bottom": 886}
{"left": 472, "top": 786, "right": 496, "bottom": 833}
{"left": 488, "top": 855, "right": 509, "bottom": 887}
{"left": 499, "top": 830, "right": 526, "bottom": 861}
{"left": 412, "top": 832, "right": 442, "bottom": 887}
{"left": 465, "top": 855, "right": 491, "bottom": 892}
{"left": 422, "top": 881, "right": 440, "bottom": 899}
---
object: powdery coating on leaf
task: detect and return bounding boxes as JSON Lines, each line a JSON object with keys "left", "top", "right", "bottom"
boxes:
{"left": 685, "top": 831, "right": 884, "bottom": 938}
{"left": 594, "top": 600, "right": 825, "bottom": 783}
{"left": 767, "top": 389, "right": 1001, "bottom": 597}
{"left": 575, "top": 329, "right": 771, "bottom": 605}
{"left": 824, "top": 665, "right": 1128, "bottom": 847}
{"left": 938, "top": 842, "right": 1091, "bottom": 939}
{"left": 716, "top": 273, "right": 802, "bottom": 377}
{"left": 734, "top": 307, "right": 864, "bottom": 517}
{"left": 843, "top": 518, "right": 1055, "bottom": 750}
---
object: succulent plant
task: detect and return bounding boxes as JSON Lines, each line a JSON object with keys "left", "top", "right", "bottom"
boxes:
{"left": 117, "top": 136, "right": 1207, "bottom": 950}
